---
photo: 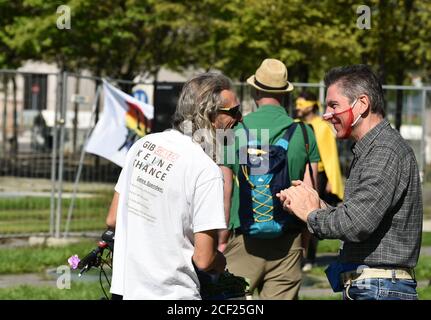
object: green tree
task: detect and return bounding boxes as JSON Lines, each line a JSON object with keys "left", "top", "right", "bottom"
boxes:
{"left": 356, "top": 0, "right": 431, "bottom": 129}
{"left": 3, "top": 0, "right": 195, "bottom": 80}
{"left": 189, "top": 0, "right": 362, "bottom": 83}
{"left": 2, "top": 0, "right": 431, "bottom": 89}
{"left": 0, "top": 1, "right": 27, "bottom": 155}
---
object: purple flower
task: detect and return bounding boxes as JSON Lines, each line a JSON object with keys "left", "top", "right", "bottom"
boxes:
{"left": 68, "top": 254, "right": 80, "bottom": 269}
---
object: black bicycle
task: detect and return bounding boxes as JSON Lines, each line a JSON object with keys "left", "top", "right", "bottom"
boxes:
{"left": 76, "top": 229, "right": 115, "bottom": 299}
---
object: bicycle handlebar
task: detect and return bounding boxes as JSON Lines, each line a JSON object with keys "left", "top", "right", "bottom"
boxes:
{"left": 78, "top": 239, "right": 111, "bottom": 276}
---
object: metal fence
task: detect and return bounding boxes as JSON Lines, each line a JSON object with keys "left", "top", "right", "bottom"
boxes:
{"left": 0, "top": 71, "right": 152, "bottom": 238}
{"left": 1, "top": 69, "right": 430, "bottom": 238}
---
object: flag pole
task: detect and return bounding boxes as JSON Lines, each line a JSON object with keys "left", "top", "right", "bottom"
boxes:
{"left": 63, "top": 84, "right": 102, "bottom": 238}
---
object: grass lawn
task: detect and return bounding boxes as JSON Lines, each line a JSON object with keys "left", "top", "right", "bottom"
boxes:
{"left": 0, "top": 192, "right": 113, "bottom": 234}
{"left": 415, "top": 255, "right": 431, "bottom": 281}
{"left": 0, "top": 240, "right": 97, "bottom": 274}
{"left": 317, "top": 239, "right": 341, "bottom": 254}
{"left": 0, "top": 239, "right": 111, "bottom": 299}
{"left": 0, "top": 281, "right": 103, "bottom": 300}
{"left": 418, "top": 285, "right": 431, "bottom": 300}
{"left": 422, "top": 232, "right": 431, "bottom": 246}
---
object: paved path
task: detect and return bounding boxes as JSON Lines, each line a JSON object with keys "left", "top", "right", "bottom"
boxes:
{"left": 424, "top": 220, "right": 431, "bottom": 232}
{"left": 0, "top": 191, "right": 94, "bottom": 198}
{"left": 420, "top": 246, "right": 431, "bottom": 256}
{"left": 0, "top": 177, "right": 113, "bottom": 193}
{"left": 0, "top": 273, "right": 56, "bottom": 289}
{"left": 0, "top": 268, "right": 103, "bottom": 289}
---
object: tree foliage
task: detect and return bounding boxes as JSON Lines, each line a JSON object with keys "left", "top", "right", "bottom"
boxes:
{"left": 0, "top": 0, "right": 430, "bottom": 84}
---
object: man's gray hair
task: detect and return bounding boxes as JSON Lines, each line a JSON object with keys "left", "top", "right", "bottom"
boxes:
{"left": 172, "top": 72, "right": 233, "bottom": 139}
{"left": 324, "top": 64, "right": 386, "bottom": 117}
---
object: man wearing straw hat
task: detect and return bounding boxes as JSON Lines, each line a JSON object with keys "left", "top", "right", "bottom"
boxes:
{"left": 219, "top": 58, "right": 320, "bottom": 299}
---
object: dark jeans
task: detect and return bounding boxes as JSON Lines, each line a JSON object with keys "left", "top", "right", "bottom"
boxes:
{"left": 343, "top": 278, "right": 418, "bottom": 300}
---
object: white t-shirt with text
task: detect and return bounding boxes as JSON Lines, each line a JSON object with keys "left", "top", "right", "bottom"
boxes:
{"left": 110, "top": 130, "right": 226, "bottom": 300}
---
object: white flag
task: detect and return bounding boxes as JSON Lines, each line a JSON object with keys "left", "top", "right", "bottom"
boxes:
{"left": 85, "top": 79, "right": 154, "bottom": 167}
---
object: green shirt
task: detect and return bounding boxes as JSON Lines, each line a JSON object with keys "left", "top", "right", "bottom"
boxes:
{"left": 223, "top": 104, "right": 320, "bottom": 230}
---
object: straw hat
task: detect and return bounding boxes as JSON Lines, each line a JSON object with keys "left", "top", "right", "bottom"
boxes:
{"left": 246, "top": 58, "right": 294, "bottom": 93}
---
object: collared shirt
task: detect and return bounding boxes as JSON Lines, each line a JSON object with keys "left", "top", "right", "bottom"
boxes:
{"left": 307, "top": 118, "right": 423, "bottom": 268}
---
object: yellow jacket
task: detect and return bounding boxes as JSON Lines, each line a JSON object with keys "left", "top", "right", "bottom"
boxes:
{"left": 307, "top": 116, "right": 344, "bottom": 200}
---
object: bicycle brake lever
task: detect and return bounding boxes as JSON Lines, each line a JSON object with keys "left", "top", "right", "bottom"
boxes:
{"left": 79, "top": 265, "right": 90, "bottom": 277}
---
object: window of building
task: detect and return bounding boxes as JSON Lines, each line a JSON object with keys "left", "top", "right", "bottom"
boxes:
{"left": 23, "top": 74, "right": 48, "bottom": 110}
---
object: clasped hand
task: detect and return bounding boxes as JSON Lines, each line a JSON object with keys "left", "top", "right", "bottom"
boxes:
{"left": 276, "top": 180, "right": 321, "bottom": 222}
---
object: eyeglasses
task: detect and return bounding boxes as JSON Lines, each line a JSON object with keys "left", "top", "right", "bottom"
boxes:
{"left": 218, "top": 104, "right": 242, "bottom": 119}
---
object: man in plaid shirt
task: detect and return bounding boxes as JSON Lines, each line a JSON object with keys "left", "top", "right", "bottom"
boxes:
{"left": 278, "top": 65, "right": 423, "bottom": 300}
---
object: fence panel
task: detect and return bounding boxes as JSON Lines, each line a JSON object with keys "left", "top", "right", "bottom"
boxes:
{"left": 1, "top": 70, "right": 429, "bottom": 238}
{"left": 0, "top": 71, "right": 58, "bottom": 237}
{"left": 424, "top": 90, "right": 431, "bottom": 183}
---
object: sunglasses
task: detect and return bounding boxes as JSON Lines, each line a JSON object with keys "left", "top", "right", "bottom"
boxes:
{"left": 218, "top": 104, "right": 242, "bottom": 118}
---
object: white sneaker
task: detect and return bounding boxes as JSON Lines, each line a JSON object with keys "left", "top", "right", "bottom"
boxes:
{"left": 302, "top": 263, "right": 313, "bottom": 272}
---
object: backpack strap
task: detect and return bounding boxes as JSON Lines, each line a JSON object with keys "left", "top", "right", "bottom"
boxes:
{"left": 240, "top": 122, "right": 254, "bottom": 147}
{"left": 298, "top": 122, "right": 316, "bottom": 189}
{"left": 281, "top": 122, "right": 299, "bottom": 143}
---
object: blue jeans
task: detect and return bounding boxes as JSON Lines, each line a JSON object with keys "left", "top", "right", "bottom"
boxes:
{"left": 343, "top": 278, "right": 418, "bottom": 300}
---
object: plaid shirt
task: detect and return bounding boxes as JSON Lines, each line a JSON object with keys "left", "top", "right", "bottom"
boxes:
{"left": 307, "top": 119, "right": 423, "bottom": 268}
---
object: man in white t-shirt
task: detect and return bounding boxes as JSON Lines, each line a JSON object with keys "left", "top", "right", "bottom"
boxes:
{"left": 106, "top": 73, "right": 243, "bottom": 300}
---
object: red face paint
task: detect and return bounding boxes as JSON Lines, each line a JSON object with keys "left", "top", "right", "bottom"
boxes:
{"left": 323, "top": 99, "right": 360, "bottom": 139}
